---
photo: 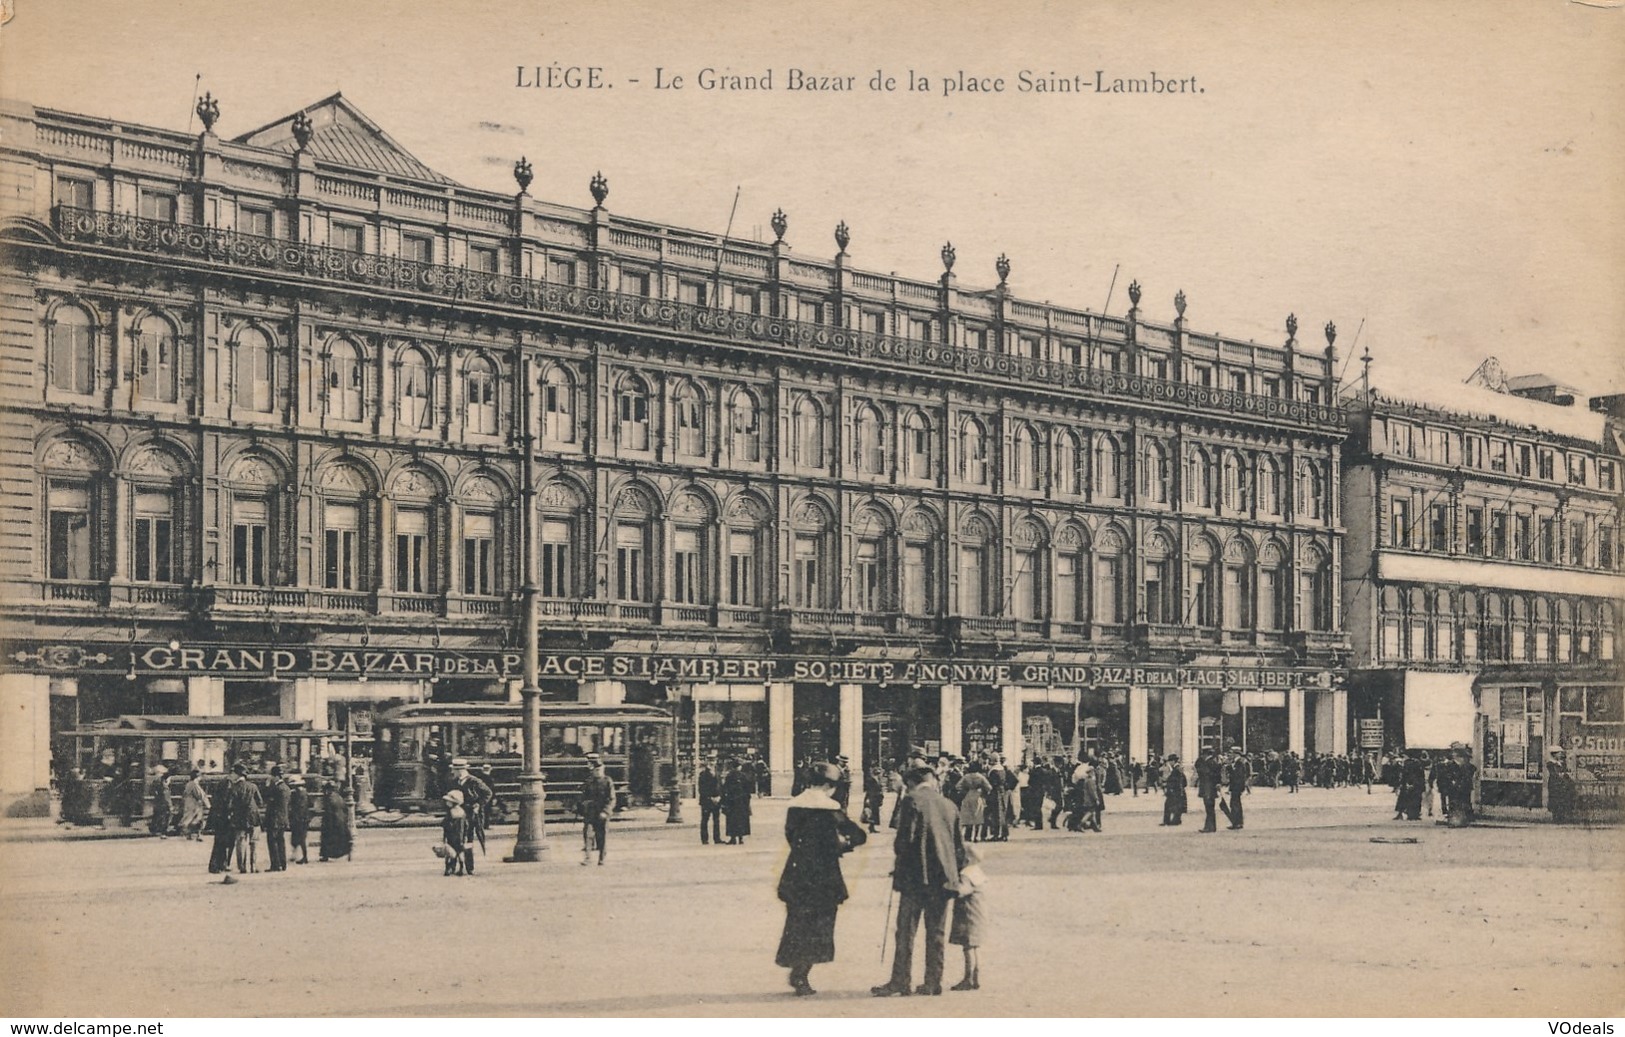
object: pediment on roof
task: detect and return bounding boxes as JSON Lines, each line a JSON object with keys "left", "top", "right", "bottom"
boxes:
{"left": 233, "top": 93, "right": 455, "bottom": 186}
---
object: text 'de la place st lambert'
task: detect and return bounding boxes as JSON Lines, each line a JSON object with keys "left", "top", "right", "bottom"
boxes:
{"left": 515, "top": 66, "right": 1202, "bottom": 98}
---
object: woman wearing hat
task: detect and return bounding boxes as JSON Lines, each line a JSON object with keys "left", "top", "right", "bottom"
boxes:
{"left": 287, "top": 776, "right": 310, "bottom": 864}
{"left": 318, "top": 779, "right": 352, "bottom": 861}
{"left": 775, "top": 762, "right": 867, "bottom": 997}
{"left": 440, "top": 789, "right": 471, "bottom": 876}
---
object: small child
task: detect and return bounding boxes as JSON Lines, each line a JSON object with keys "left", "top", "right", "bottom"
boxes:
{"left": 949, "top": 843, "right": 988, "bottom": 991}
{"left": 440, "top": 789, "right": 469, "bottom": 876}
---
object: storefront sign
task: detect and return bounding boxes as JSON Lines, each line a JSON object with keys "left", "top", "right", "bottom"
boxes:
{"left": 1359, "top": 719, "right": 1385, "bottom": 749}
{"left": 5, "top": 639, "right": 1335, "bottom": 689}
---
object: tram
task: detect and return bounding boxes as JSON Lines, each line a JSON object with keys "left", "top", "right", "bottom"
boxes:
{"left": 57, "top": 715, "right": 344, "bottom": 828}
{"left": 371, "top": 701, "right": 676, "bottom": 817}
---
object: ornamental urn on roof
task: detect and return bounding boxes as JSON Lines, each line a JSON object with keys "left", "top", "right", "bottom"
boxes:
{"left": 834, "top": 221, "right": 850, "bottom": 253}
{"left": 513, "top": 156, "right": 534, "bottom": 194}
{"left": 1174, "top": 289, "right": 1187, "bottom": 318}
{"left": 196, "top": 92, "right": 220, "bottom": 133}
{"left": 995, "top": 253, "right": 1011, "bottom": 285}
{"left": 1128, "top": 279, "right": 1142, "bottom": 307}
{"left": 590, "top": 171, "right": 609, "bottom": 207}
{"left": 941, "top": 242, "right": 956, "bottom": 272}
{"left": 1286, "top": 312, "right": 1299, "bottom": 339}
{"left": 290, "top": 111, "right": 313, "bottom": 151}
{"left": 1324, "top": 320, "right": 1337, "bottom": 347}
{"left": 771, "top": 208, "right": 788, "bottom": 242}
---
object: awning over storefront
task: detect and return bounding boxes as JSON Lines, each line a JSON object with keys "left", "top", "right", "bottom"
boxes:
{"left": 1403, "top": 671, "right": 1476, "bottom": 749}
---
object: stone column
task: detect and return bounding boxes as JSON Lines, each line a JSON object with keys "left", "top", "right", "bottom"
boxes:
{"left": 1288, "top": 687, "right": 1307, "bottom": 755}
{"left": 579, "top": 680, "right": 627, "bottom": 706}
{"left": 939, "top": 684, "right": 963, "bottom": 756}
{"left": 1000, "top": 686, "right": 1024, "bottom": 764}
{"left": 1128, "top": 685, "right": 1149, "bottom": 764}
{"left": 768, "top": 682, "right": 794, "bottom": 794}
{"left": 187, "top": 676, "right": 225, "bottom": 716}
{"left": 1180, "top": 687, "right": 1200, "bottom": 765}
{"left": 282, "top": 678, "right": 325, "bottom": 722}
{"left": 838, "top": 684, "right": 863, "bottom": 810}
{"left": 0, "top": 674, "right": 51, "bottom": 814}
{"left": 1314, "top": 691, "right": 1336, "bottom": 754}
{"left": 1161, "top": 689, "right": 1182, "bottom": 757}
{"left": 1331, "top": 688, "right": 1349, "bottom": 755}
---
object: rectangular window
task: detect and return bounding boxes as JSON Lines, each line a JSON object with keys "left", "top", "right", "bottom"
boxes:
{"left": 1222, "top": 565, "right": 1243, "bottom": 629}
{"left": 1014, "top": 336, "right": 1039, "bottom": 359}
{"left": 1143, "top": 356, "right": 1169, "bottom": 380}
{"left": 1599, "top": 462, "right": 1617, "bottom": 492}
{"left": 1568, "top": 455, "right": 1588, "bottom": 485}
{"left": 903, "top": 543, "right": 932, "bottom": 615}
{"left": 331, "top": 222, "right": 365, "bottom": 253}
{"left": 1095, "top": 557, "right": 1122, "bottom": 625}
{"left": 548, "top": 258, "right": 577, "bottom": 286}
{"left": 1540, "top": 518, "right": 1557, "bottom": 563}
{"left": 47, "top": 485, "right": 91, "bottom": 581}
{"left": 1490, "top": 512, "right": 1508, "bottom": 559}
{"left": 1515, "top": 514, "right": 1533, "bottom": 561}
{"left": 1570, "top": 520, "right": 1587, "bottom": 566}
{"left": 323, "top": 503, "right": 359, "bottom": 591}
{"left": 1600, "top": 527, "right": 1616, "bottom": 570}
{"left": 138, "top": 189, "right": 177, "bottom": 222}
{"left": 1537, "top": 450, "right": 1555, "bottom": 481}
{"left": 232, "top": 500, "right": 269, "bottom": 586}
{"left": 615, "top": 524, "right": 647, "bottom": 601}
{"left": 1515, "top": 444, "right": 1532, "bottom": 477}
{"left": 1491, "top": 441, "right": 1509, "bottom": 473}
{"left": 1228, "top": 371, "right": 1248, "bottom": 394}
{"left": 1099, "top": 350, "right": 1121, "bottom": 373}
{"left": 964, "top": 327, "right": 987, "bottom": 352}
{"left": 469, "top": 246, "right": 499, "bottom": 274}
{"left": 793, "top": 534, "right": 820, "bottom": 609}
{"left": 1390, "top": 423, "right": 1414, "bottom": 457}
{"left": 910, "top": 318, "right": 934, "bottom": 342}
{"left": 959, "top": 546, "right": 985, "bottom": 617}
{"left": 860, "top": 310, "right": 885, "bottom": 335}
{"left": 856, "top": 539, "right": 884, "bottom": 612}
{"left": 726, "top": 531, "right": 756, "bottom": 607}
{"left": 1190, "top": 365, "right": 1213, "bottom": 388}
{"left": 1012, "top": 549, "right": 1040, "bottom": 620}
{"left": 677, "top": 281, "right": 708, "bottom": 307}
{"left": 240, "top": 206, "right": 272, "bottom": 237}
{"left": 1430, "top": 504, "right": 1450, "bottom": 553}
{"left": 133, "top": 513, "right": 173, "bottom": 583}
{"left": 797, "top": 298, "right": 823, "bottom": 325}
{"left": 1390, "top": 497, "right": 1412, "bottom": 548}
{"left": 1465, "top": 436, "right": 1484, "bottom": 469}
{"left": 462, "top": 513, "right": 495, "bottom": 596}
{"left": 402, "top": 233, "right": 434, "bottom": 264}
{"left": 540, "top": 519, "right": 571, "bottom": 598}
{"left": 394, "top": 510, "right": 428, "bottom": 594}
{"left": 1059, "top": 341, "right": 1083, "bottom": 368}
{"left": 1466, "top": 507, "right": 1485, "bottom": 556}
{"left": 730, "top": 286, "right": 757, "bottom": 313}
{"left": 619, "top": 270, "right": 650, "bottom": 297}
{"left": 1056, "top": 553, "right": 1081, "bottom": 624}
{"left": 672, "top": 528, "right": 702, "bottom": 604}
{"left": 1261, "top": 377, "right": 1280, "bottom": 398}
{"left": 57, "top": 177, "right": 93, "bottom": 210}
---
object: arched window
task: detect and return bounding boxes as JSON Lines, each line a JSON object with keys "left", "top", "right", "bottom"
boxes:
{"left": 791, "top": 500, "right": 833, "bottom": 609}
{"left": 327, "top": 340, "right": 365, "bottom": 423}
{"left": 235, "top": 327, "right": 275, "bottom": 414}
{"left": 1054, "top": 524, "right": 1090, "bottom": 625}
{"left": 1142, "top": 532, "right": 1176, "bottom": 624}
{"left": 903, "top": 409, "right": 933, "bottom": 480}
{"left": 1094, "top": 527, "right": 1127, "bottom": 626}
{"left": 793, "top": 395, "right": 825, "bottom": 469}
{"left": 1434, "top": 589, "right": 1456, "bottom": 662}
{"left": 48, "top": 304, "right": 96, "bottom": 395}
{"left": 458, "top": 476, "right": 507, "bottom": 598}
{"left": 1013, "top": 425, "right": 1042, "bottom": 491}
{"left": 611, "top": 487, "right": 655, "bottom": 602}
{"left": 391, "top": 467, "right": 442, "bottom": 597}
{"left": 724, "top": 495, "right": 769, "bottom": 608}
{"left": 1094, "top": 434, "right": 1122, "bottom": 500}
{"left": 855, "top": 403, "right": 885, "bottom": 475}
{"left": 1188, "top": 537, "right": 1218, "bottom": 627}
{"left": 853, "top": 505, "right": 894, "bottom": 612}
{"left": 541, "top": 366, "right": 576, "bottom": 445}
{"left": 318, "top": 462, "right": 372, "bottom": 594}
{"left": 1296, "top": 544, "right": 1330, "bottom": 631}
{"left": 227, "top": 454, "right": 284, "bottom": 587}
{"left": 960, "top": 417, "right": 989, "bottom": 486}
{"left": 134, "top": 318, "right": 177, "bottom": 404}
{"left": 1010, "top": 519, "right": 1048, "bottom": 620}
{"left": 1556, "top": 599, "right": 1575, "bottom": 662}
{"left": 1258, "top": 456, "right": 1283, "bottom": 516}
{"left": 1142, "top": 439, "right": 1170, "bottom": 504}
{"left": 1259, "top": 542, "right": 1287, "bottom": 632}
{"left": 1055, "top": 431, "right": 1081, "bottom": 496}
{"left": 958, "top": 515, "right": 993, "bottom": 617}
{"left": 465, "top": 356, "right": 497, "bottom": 435}
{"left": 125, "top": 446, "right": 187, "bottom": 586}
{"left": 43, "top": 439, "right": 107, "bottom": 583}
{"left": 1461, "top": 590, "right": 1481, "bottom": 661}
{"left": 1482, "top": 593, "right": 1507, "bottom": 660}
{"left": 1410, "top": 587, "right": 1431, "bottom": 661}
{"left": 1297, "top": 460, "right": 1324, "bottom": 520}
{"left": 901, "top": 510, "right": 940, "bottom": 615}
{"left": 1222, "top": 452, "right": 1245, "bottom": 513}
{"left": 729, "top": 389, "right": 761, "bottom": 463}
{"left": 1221, "top": 539, "right": 1253, "bottom": 629}
{"left": 674, "top": 382, "right": 706, "bottom": 457}
{"left": 670, "top": 491, "right": 714, "bottom": 606}
{"left": 617, "top": 375, "right": 651, "bottom": 451}
{"left": 538, "top": 481, "right": 585, "bottom": 599}
{"left": 398, "top": 348, "right": 433, "bottom": 430}
{"left": 1185, "top": 448, "right": 1214, "bottom": 508}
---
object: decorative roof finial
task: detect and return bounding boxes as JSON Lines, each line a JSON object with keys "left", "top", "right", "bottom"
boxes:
{"left": 1174, "top": 290, "right": 1187, "bottom": 318}
{"left": 1128, "top": 279, "right": 1142, "bottom": 307}
{"left": 196, "top": 92, "right": 220, "bottom": 133}
{"left": 1286, "top": 312, "right": 1299, "bottom": 339}
{"left": 771, "top": 208, "right": 788, "bottom": 243}
{"left": 1324, "top": 320, "right": 1337, "bottom": 347}
{"left": 995, "top": 253, "right": 1011, "bottom": 285}
{"left": 589, "top": 171, "right": 609, "bottom": 207}
{"left": 513, "top": 156, "right": 534, "bottom": 194}
{"left": 941, "top": 242, "right": 956, "bottom": 272}
{"left": 834, "top": 220, "right": 850, "bottom": 253}
{"left": 290, "top": 111, "right": 313, "bottom": 152}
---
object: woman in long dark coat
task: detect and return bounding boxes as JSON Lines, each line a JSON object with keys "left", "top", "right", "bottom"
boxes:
{"left": 1161, "top": 755, "right": 1189, "bottom": 825}
{"left": 1394, "top": 751, "right": 1426, "bottom": 821}
{"left": 147, "top": 768, "right": 173, "bottom": 838}
{"left": 318, "top": 781, "right": 352, "bottom": 861}
{"left": 287, "top": 776, "right": 311, "bottom": 864}
{"left": 775, "top": 762, "right": 867, "bottom": 997}
{"left": 721, "top": 760, "right": 753, "bottom": 844}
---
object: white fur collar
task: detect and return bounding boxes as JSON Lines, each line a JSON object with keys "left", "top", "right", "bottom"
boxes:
{"left": 787, "top": 787, "right": 842, "bottom": 810}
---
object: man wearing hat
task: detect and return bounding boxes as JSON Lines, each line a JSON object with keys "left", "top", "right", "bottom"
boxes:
{"left": 873, "top": 765, "right": 964, "bottom": 997}
{"left": 577, "top": 753, "right": 614, "bottom": 865}
{"left": 440, "top": 789, "right": 472, "bottom": 876}
{"left": 262, "top": 765, "right": 291, "bottom": 872}
{"left": 225, "top": 763, "right": 265, "bottom": 874}
{"left": 697, "top": 754, "right": 723, "bottom": 845}
{"left": 1220, "top": 745, "right": 1251, "bottom": 831}
{"left": 1194, "top": 747, "right": 1223, "bottom": 833}
{"left": 1160, "top": 754, "right": 1188, "bottom": 825}
{"left": 832, "top": 755, "right": 852, "bottom": 812}
{"left": 449, "top": 758, "right": 493, "bottom": 864}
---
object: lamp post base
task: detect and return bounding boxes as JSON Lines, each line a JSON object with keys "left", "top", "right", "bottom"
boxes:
{"left": 506, "top": 772, "right": 548, "bottom": 863}
{"left": 665, "top": 786, "right": 684, "bottom": 824}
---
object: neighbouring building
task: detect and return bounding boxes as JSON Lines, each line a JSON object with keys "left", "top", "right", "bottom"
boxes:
{"left": 1341, "top": 358, "right": 1624, "bottom": 817}
{"left": 0, "top": 93, "right": 1351, "bottom": 814}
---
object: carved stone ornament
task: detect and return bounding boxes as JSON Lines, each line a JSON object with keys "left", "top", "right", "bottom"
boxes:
{"left": 1223, "top": 538, "right": 1250, "bottom": 565}
{"left": 590, "top": 171, "right": 609, "bottom": 207}
{"left": 671, "top": 491, "right": 707, "bottom": 520}
{"left": 995, "top": 253, "right": 1011, "bottom": 285}
{"left": 127, "top": 447, "right": 182, "bottom": 478}
{"left": 463, "top": 476, "right": 502, "bottom": 503}
{"left": 1056, "top": 524, "right": 1084, "bottom": 549}
{"left": 291, "top": 112, "right": 314, "bottom": 151}
{"left": 727, "top": 495, "right": 765, "bottom": 523}
{"left": 514, "top": 157, "right": 534, "bottom": 194}
{"left": 902, "top": 508, "right": 938, "bottom": 535}
{"left": 396, "top": 467, "right": 434, "bottom": 497}
{"left": 834, "top": 221, "right": 850, "bottom": 253}
{"left": 319, "top": 462, "right": 366, "bottom": 492}
{"left": 1096, "top": 527, "right": 1124, "bottom": 553}
{"left": 1013, "top": 520, "right": 1045, "bottom": 547}
{"left": 539, "top": 482, "right": 580, "bottom": 510}
{"left": 43, "top": 441, "right": 97, "bottom": 473}
{"left": 959, "top": 514, "right": 991, "bottom": 540}
{"left": 941, "top": 242, "right": 956, "bottom": 273}
{"left": 196, "top": 92, "right": 220, "bottom": 133}
{"left": 232, "top": 456, "right": 277, "bottom": 487}
{"left": 615, "top": 487, "right": 651, "bottom": 518}
{"left": 771, "top": 208, "right": 788, "bottom": 243}
{"left": 1128, "top": 280, "right": 1142, "bottom": 307}
{"left": 793, "top": 500, "right": 827, "bottom": 530}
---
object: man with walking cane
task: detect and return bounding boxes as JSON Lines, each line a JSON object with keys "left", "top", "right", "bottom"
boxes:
{"left": 873, "top": 766, "right": 963, "bottom": 997}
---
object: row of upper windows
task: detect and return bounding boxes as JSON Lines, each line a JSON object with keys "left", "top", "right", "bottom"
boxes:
{"left": 56, "top": 175, "right": 1318, "bottom": 392}
{"left": 1385, "top": 495, "right": 1619, "bottom": 571}
{"left": 1374, "top": 585, "right": 1617, "bottom": 665}
{"left": 1375, "top": 417, "right": 1617, "bottom": 490}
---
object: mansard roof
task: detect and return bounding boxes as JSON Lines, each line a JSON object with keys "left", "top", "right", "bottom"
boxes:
{"left": 233, "top": 93, "right": 456, "bottom": 186}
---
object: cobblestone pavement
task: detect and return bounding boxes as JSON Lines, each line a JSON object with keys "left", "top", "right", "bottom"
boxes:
{"left": 2, "top": 787, "right": 1621, "bottom": 1018}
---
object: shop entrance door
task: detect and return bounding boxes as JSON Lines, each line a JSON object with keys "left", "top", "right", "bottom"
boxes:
{"left": 1243, "top": 707, "right": 1287, "bottom": 753}
{"left": 793, "top": 685, "right": 840, "bottom": 765}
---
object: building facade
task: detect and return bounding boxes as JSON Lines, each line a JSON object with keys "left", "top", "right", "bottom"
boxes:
{"left": 0, "top": 94, "right": 1350, "bottom": 812}
{"left": 1341, "top": 366, "right": 1624, "bottom": 816}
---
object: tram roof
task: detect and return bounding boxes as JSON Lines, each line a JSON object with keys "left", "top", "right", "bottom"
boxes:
{"left": 61, "top": 715, "right": 342, "bottom": 738}
{"left": 376, "top": 701, "right": 673, "bottom": 723}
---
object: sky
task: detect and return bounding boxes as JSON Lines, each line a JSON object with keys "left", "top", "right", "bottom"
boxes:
{"left": 3, "top": 0, "right": 1622, "bottom": 393}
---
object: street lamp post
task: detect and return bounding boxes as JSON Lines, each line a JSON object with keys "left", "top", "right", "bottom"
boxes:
{"left": 508, "top": 352, "right": 547, "bottom": 862}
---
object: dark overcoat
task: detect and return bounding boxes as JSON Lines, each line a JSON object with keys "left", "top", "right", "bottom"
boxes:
{"left": 775, "top": 791, "right": 867, "bottom": 967}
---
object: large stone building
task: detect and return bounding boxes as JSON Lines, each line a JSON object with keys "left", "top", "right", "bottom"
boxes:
{"left": 1341, "top": 359, "right": 1624, "bottom": 816}
{"left": 0, "top": 93, "right": 1350, "bottom": 812}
